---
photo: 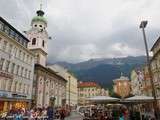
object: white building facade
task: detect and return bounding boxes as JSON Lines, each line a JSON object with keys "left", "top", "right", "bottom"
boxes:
{"left": 26, "top": 10, "right": 67, "bottom": 107}
{"left": 0, "top": 17, "right": 34, "bottom": 112}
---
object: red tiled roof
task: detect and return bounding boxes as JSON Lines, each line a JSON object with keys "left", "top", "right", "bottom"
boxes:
{"left": 78, "top": 81, "right": 99, "bottom": 87}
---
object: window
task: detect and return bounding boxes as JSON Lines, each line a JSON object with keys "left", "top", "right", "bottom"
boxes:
{"left": 23, "top": 52, "right": 25, "bottom": 61}
{"left": 2, "top": 41, "right": 7, "bottom": 51}
{"left": 9, "top": 29, "right": 15, "bottom": 38}
{"left": 28, "top": 71, "right": 31, "bottom": 79}
{"left": 39, "top": 25, "right": 42, "bottom": 27}
{"left": 80, "top": 94, "right": 83, "bottom": 97}
{"left": 80, "top": 88, "right": 83, "bottom": 91}
{"left": 19, "top": 50, "right": 22, "bottom": 59}
{"left": 11, "top": 63, "right": 15, "bottom": 74}
{"left": 34, "top": 24, "right": 37, "bottom": 27}
{"left": 42, "top": 40, "right": 45, "bottom": 47}
{"left": 32, "top": 38, "right": 36, "bottom": 45}
{"left": 16, "top": 65, "right": 19, "bottom": 75}
{"left": 23, "top": 84, "right": 26, "bottom": 93}
{"left": 21, "top": 67, "right": 24, "bottom": 77}
{"left": 15, "top": 34, "right": 19, "bottom": 42}
{"left": 25, "top": 69, "right": 27, "bottom": 78}
{"left": 18, "top": 83, "right": 22, "bottom": 92}
{"left": 18, "top": 37, "right": 23, "bottom": 44}
{"left": 14, "top": 47, "right": 17, "bottom": 57}
{"left": 8, "top": 44, "right": 13, "bottom": 53}
{"left": 27, "top": 85, "right": 30, "bottom": 94}
{"left": 0, "top": 21, "right": 4, "bottom": 30}
{"left": 5, "top": 60, "right": 10, "bottom": 72}
{"left": 30, "top": 57, "right": 32, "bottom": 64}
{"left": 4, "top": 25, "right": 9, "bottom": 34}
{"left": 0, "top": 58, "right": 5, "bottom": 70}
{"left": 0, "top": 37, "right": 2, "bottom": 49}
{"left": 24, "top": 41, "right": 27, "bottom": 48}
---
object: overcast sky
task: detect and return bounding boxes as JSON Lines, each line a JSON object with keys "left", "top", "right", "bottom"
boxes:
{"left": 1, "top": 0, "right": 160, "bottom": 63}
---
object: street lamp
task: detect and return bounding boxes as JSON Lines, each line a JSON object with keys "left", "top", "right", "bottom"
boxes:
{"left": 139, "top": 21, "right": 159, "bottom": 119}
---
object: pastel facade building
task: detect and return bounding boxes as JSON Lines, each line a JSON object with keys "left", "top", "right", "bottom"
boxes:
{"left": 0, "top": 17, "right": 34, "bottom": 112}
{"left": 113, "top": 75, "right": 131, "bottom": 98}
{"left": 78, "top": 81, "right": 103, "bottom": 105}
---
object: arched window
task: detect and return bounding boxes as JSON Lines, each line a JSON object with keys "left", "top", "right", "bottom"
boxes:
{"left": 42, "top": 40, "right": 45, "bottom": 47}
{"left": 32, "top": 38, "right": 36, "bottom": 45}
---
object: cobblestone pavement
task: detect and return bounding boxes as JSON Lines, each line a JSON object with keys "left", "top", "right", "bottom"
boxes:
{"left": 64, "top": 111, "right": 83, "bottom": 120}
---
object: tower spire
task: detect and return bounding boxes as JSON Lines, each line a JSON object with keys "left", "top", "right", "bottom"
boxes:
{"left": 40, "top": 0, "right": 43, "bottom": 10}
{"left": 36, "top": 0, "right": 44, "bottom": 16}
{"left": 121, "top": 72, "right": 123, "bottom": 76}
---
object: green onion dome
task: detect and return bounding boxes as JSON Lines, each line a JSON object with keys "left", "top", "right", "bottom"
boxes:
{"left": 31, "top": 10, "right": 47, "bottom": 25}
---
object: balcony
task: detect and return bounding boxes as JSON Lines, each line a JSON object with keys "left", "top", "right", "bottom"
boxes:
{"left": 0, "top": 70, "right": 13, "bottom": 79}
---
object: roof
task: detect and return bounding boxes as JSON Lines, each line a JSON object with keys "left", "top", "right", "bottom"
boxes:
{"left": 31, "top": 10, "right": 47, "bottom": 25}
{"left": 113, "top": 75, "right": 129, "bottom": 82}
{"left": 78, "top": 81, "right": 100, "bottom": 88}
{"left": 35, "top": 64, "right": 67, "bottom": 82}
{"left": 0, "top": 16, "right": 29, "bottom": 42}
{"left": 151, "top": 36, "right": 160, "bottom": 51}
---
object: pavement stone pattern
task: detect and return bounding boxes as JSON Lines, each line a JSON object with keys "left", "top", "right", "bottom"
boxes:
{"left": 64, "top": 111, "right": 83, "bottom": 120}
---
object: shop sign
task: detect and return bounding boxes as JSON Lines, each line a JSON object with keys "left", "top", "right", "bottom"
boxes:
{"left": 12, "top": 93, "right": 27, "bottom": 99}
{"left": 0, "top": 71, "right": 13, "bottom": 79}
{"left": 0, "top": 91, "right": 11, "bottom": 98}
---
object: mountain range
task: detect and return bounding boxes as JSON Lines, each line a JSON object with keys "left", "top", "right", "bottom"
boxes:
{"left": 49, "top": 56, "right": 146, "bottom": 88}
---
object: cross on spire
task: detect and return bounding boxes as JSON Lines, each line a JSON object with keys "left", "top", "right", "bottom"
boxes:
{"left": 40, "top": 0, "right": 43, "bottom": 10}
{"left": 36, "top": 0, "right": 45, "bottom": 16}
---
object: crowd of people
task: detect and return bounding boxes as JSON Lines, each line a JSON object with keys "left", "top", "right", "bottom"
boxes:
{"left": 81, "top": 104, "right": 156, "bottom": 120}
{"left": 0, "top": 105, "right": 71, "bottom": 120}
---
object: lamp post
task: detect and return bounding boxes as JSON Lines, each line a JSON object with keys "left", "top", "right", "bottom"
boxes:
{"left": 68, "top": 76, "right": 71, "bottom": 107}
{"left": 139, "top": 21, "right": 158, "bottom": 119}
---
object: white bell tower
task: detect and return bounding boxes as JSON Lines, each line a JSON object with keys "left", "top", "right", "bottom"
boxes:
{"left": 27, "top": 8, "right": 48, "bottom": 66}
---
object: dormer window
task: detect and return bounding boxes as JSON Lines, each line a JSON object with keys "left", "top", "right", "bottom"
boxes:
{"left": 32, "top": 38, "right": 36, "bottom": 45}
{"left": 34, "top": 24, "right": 37, "bottom": 27}
{"left": 42, "top": 40, "right": 45, "bottom": 47}
{"left": 39, "top": 25, "right": 42, "bottom": 27}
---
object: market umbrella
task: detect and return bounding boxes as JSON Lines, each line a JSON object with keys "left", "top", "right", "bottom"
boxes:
{"left": 124, "top": 95, "right": 154, "bottom": 102}
{"left": 87, "top": 96, "right": 120, "bottom": 102}
{"left": 124, "top": 95, "right": 155, "bottom": 120}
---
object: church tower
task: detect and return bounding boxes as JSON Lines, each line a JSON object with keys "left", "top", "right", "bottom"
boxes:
{"left": 27, "top": 8, "right": 48, "bottom": 66}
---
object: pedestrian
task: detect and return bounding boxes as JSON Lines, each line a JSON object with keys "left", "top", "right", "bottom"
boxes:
{"left": 60, "top": 107, "right": 66, "bottom": 120}
{"left": 119, "top": 113, "right": 124, "bottom": 120}
{"left": 15, "top": 111, "right": 23, "bottom": 120}
{"left": 47, "top": 106, "right": 55, "bottom": 120}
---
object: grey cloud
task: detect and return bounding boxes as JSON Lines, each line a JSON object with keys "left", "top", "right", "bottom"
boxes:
{"left": 0, "top": 0, "right": 160, "bottom": 63}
